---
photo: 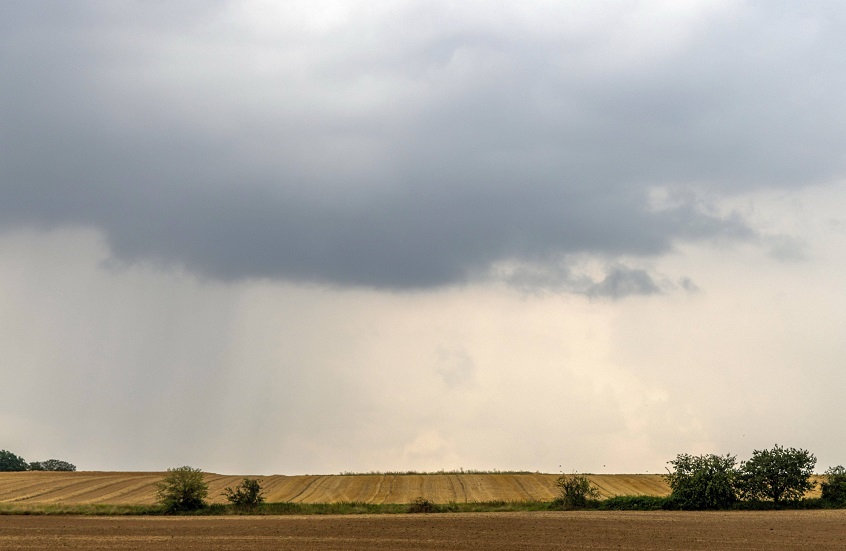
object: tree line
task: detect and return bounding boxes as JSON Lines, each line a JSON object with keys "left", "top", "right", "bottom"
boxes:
{"left": 0, "top": 449, "right": 76, "bottom": 472}
{"left": 557, "top": 444, "right": 846, "bottom": 510}
{"left": 664, "top": 444, "right": 845, "bottom": 509}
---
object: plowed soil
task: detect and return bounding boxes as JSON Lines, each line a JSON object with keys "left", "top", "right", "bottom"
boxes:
{"left": 0, "top": 472, "right": 679, "bottom": 505}
{"left": 1, "top": 511, "right": 845, "bottom": 550}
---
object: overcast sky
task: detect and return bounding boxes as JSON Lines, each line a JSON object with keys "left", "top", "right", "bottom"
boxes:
{"left": 2, "top": 0, "right": 845, "bottom": 474}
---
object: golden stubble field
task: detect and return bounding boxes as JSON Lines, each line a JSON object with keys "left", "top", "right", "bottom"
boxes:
{"left": 0, "top": 471, "right": 678, "bottom": 505}
{"left": 0, "top": 471, "right": 826, "bottom": 506}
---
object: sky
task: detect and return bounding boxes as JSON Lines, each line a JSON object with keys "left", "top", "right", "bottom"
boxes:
{"left": 1, "top": 0, "right": 845, "bottom": 475}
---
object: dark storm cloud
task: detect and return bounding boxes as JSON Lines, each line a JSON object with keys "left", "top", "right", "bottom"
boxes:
{"left": 498, "top": 261, "right": 667, "bottom": 299}
{"left": 2, "top": 1, "right": 845, "bottom": 289}
{"left": 587, "top": 268, "right": 662, "bottom": 299}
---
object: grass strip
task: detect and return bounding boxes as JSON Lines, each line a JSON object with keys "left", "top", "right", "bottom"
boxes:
{"left": 0, "top": 497, "right": 841, "bottom": 516}
{"left": 0, "top": 500, "right": 551, "bottom": 516}
{"left": 0, "top": 504, "right": 163, "bottom": 516}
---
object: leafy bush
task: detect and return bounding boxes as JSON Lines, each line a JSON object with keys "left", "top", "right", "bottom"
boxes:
{"left": 223, "top": 478, "right": 265, "bottom": 508}
{"left": 730, "top": 497, "right": 828, "bottom": 510}
{"left": 821, "top": 465, "right": 846, "bottom": 505}
{"left": 407, "top": 497, "right": 437, "bottom": 513}
{"left": 600, "top": 495, "right": 669, "bottom": 510}
{"left": 29, "top": 459, "right": 76, "bottom": 472}
{"left": 737, "top": 444, "right": 816, "bottom": 505}
{"left": 155, "top": 466, "right": 209, "bottom": 512}
{"left": 551, "top": 473, "right": 600, "bottom": 509}
{"left": 663, "top": 453, "right": 738, "bottom": 510}
{"left": 0, "top": 450, "right": 28, "bottom": 472}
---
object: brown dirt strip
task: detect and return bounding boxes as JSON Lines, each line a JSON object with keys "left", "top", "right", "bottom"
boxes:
{"left": 1, "top": 511, "right": 845, "bottom": 550}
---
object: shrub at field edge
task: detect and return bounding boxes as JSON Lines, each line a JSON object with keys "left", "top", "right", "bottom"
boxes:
{"left": 155, "top": 466, "right": 209, "bottom": 513}
{"left": 664, "top": 453, "right": 738, "bottom": 510}
{"left": 551, "top": 473, "right": 601, "bottom": 509}
{"left": 223, "top": 478, "right": 265, "bottom": 508}
{"left": 821, "top": 465, "right": 846, "bottom": 506}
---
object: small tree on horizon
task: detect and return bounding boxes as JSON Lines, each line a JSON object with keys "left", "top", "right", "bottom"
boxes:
{"left": 29, "top": 459, "right": 76, "bottom": 472}
{"left": 0, "top": 450, "right": 28, "bottom": 472}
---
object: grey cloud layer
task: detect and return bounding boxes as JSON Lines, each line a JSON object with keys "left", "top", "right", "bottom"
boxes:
{"left": 2, "top": 1, "right": 844, "bottom": 289}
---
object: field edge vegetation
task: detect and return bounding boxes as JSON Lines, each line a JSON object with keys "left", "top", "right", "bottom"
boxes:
{"left": 2, "top": 496, "right": 844, "bottom": 516}
{"left": 2, "top": 443, "right": 844, "bottom": 514}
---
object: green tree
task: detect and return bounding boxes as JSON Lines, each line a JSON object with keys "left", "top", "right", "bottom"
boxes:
{"left": 0, "top": 450, "right": 28, "bottom": 472}
{"left": 737, "top": 444, "right": 816, "bottom": 505}
{"left": 29, "top": 459, "right": 76, "bottom": 472}
{"left": 552, "top": 473, "right": 600, "bottom": 509}
{"left": 155, "top": 466, "right": 209, "bottom": 512}
{"left": 820, "top": 465, "right": 846, "bottom": 505}
{"left": 664, "top": 453, "right": 738, "bottom": 510}
{"left": 222, "top": 478, "right": 265, "bottom": 508}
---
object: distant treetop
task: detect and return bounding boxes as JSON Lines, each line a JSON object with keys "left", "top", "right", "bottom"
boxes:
{"left": 29, "top": 459, "right": 77, "bottom": 472}
{"left": 0, "top": 450, "right": 29, "bottom": 471}
{"left": 0, "top": 450, "right": 76, "bottom": 472}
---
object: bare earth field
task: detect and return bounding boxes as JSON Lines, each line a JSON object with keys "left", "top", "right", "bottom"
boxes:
{"left": 1, "top": 511, "right": 845, "bottom": 550}
{"left": 0, "top": 472, "right": 679, "bottom": 505}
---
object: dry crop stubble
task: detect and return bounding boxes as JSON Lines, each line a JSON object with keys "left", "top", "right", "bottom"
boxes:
{"left": 2, "top": 471, "right": 822, "bottom": 506}
{"left": 0, "top": 472, "right": 673, "bottom": 505}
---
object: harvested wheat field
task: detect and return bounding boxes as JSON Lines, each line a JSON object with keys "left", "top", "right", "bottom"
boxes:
{"left": 0, "top": 472, "right": 678, "bottom": 505}
{"left": 0, "top": 471, "right": 826, "bottom": 506}
{"left": 1, "top": 511, "right": 845, "bottom": 550}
